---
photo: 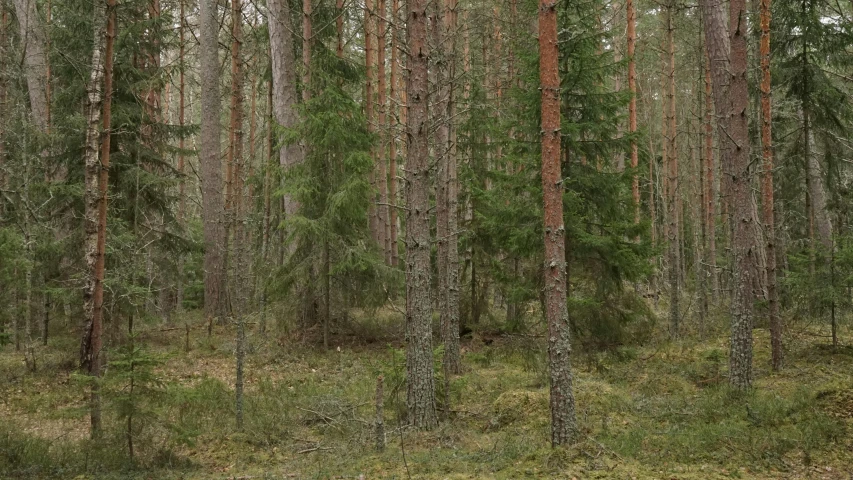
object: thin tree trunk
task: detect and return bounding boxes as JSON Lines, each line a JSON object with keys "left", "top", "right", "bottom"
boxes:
{"left": 404, "top": 0, "right": 437, "bottom": 430}
{"left": 176, "top": 0, "right": 186, "bottom": 312}
{"left": 444, "top": 0, "right": 460, "bottom": 376}
{"left": 665, "top": 3, "right": 679, "bottom": 337}
{"left": 704, "top": 48, "right": 718, "bottom": 302}
{"left": 378, "top": 0, "right": 389, "bottom": 263}
{"left": 389, "top": 0, "right": 399, "bottom": 267}
{"left": 540, "top": 0, "right": 577, "bottom": 447}
{"left": 200, "top": 0, "right": 225, "bottom": 322}
{"left": 365, "top": 0, "right": 377, "bottom": 242}
{"left": 81, "top": 0, "right": 114, "bottom": 437}
{"left": 336, "top": 0, "right": 343, "bottom": 57}
{"left": 759, "top": 0, "right": 781, "bottom": 370}
{"left": 228, "top": 0, "right": 244, "bottom": 315}
{"left": 627, "top": 0, "right": 638, "bottom": 220}
{"left": 302, "top": 0, "right": 311, "bottom": 101}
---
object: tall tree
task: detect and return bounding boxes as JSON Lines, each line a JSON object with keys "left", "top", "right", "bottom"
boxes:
{"left": 627, "top": 0, "right": 638, "bottom": 220}
{"left": 268, "top": 0, "right": 303, "bottom": 219}
{"left": 80, "top": 0, "right": 116, "bottom": 437}
{"left": 388, "top": 0, "right": 399, "bottom": 266}
{"left": 540, "top": 0, "right": 577, "bottom": 446}
{"left": 665, "top": 2, "right": 679, "bottom": 337}
{"left": 199, "top": 0, "right": 225, "bottom": 321}
{"left": 703, "top": 49, "right": 718, "bottom": 302}
{"left": 13, "top": 0, "right": 49, "bottom": 132}
{"left": 377, "top": 0, "right": 389, "bottom": 262}
{"left": 727, "top": 0, "right": 759, "bottom": 390}
{"left": 404, "top": 0, "right": 437, "bottom": 430}
{"left": 443, "top": 0, "right": 461, "bottom": 377}
{"left": 759, "top": 0, "right": 781, "bottom": 370}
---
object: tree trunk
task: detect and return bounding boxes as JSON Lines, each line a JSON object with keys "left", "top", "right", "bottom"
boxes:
{"left": 13, "top": 0, "right": 49, "bottom": 133}
{"left": 377, "top": 0, "right": 389, "bottom": 263}
{"left": 176, "top": 0, "right": 186, "bottom": 312}
{"left": 228, "top": 0, "right": 244, "bottom": 315}
{"left": 704, "top": 49, "right": 718, "bottom": 302}
{"left": 540, "top": 0, "right": 577, "bottom": 447}
{"left": 365, "top": 0, "right": 377, "bottom": 242}
{"left": 759, "top": 0, "right": 781, "bottom": 370}
{"left": 727, "top": 0, "right": 759, "bottom": 390}
{"left": 200, "top": 0, "right": 226, "bottom": 322}
{"left": 404, "top": 0, "right": 437, "bottom": 430}
{"left": 268, "top": 0, "right": 304, "bottom": 219}
{"left": 665, "top": 3, "right": 680, "bottom": 337}
{"left": 81, "top": 0, "right": 114, "bottom": 437}
{"left": 444, "top": 0, "right": 461, "bottom": 377}
{"left": 302, "top": 0, "right": 311, "bottom": 101}
{"left": 627, "top": 0, "right": 638, "bottom": 221}
{"left": 389, "top": 0, "right": 399, "bottom": 267}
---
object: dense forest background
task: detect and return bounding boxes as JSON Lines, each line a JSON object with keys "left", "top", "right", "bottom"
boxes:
{"left": 1, "top": 0, "right": 853, "bottom": 476}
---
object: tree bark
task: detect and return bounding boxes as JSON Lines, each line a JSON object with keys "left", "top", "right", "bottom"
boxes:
{"left": 759, "top": 0, "right": 781, "bottom": 370}
{"left": 727, "top": 0, "right": 759, "bottom": 390}
{"left": 177, "top": 0, "right": 186, "bottom": 312}
{"left": 704, "top": 48, "right": 718, "bottom": 302}
{"left": 540, "top": 0, "right": 577, "bottom": 447}
{"left": 302, "top": 0, "right": 311, "bottom": 101}
{"left": 13, "top": 0, "right": 49, "bottom": 133}
{"left": 404, "top": 0, "right": 437, "bottom": 430}
{"left": 665, "top": 3, "right": 679, "bottom": 337}
{"left": 81, "top": 0, "right": 114, "bottom": 438}
{"left": 268, "top": 0, "right": 304, "bottom": 219}
{"left": 444, "top": 0, "right": 461, "bottom": 377}
{"left": 377, "top": 0, "right": 389, "bottom": 263}
{"left": 627, "top": 0, "right": 638, "bottom": 221}
{"left": 389, "top": 0, "right": 399, "bottom": 267}
{"left": 229, "top": 0, "right": 244, "bottom": 314}
{"left": 200, "top": 0, "right": 226, "bottom": 322}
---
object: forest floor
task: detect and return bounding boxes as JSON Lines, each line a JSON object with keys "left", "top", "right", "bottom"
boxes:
{"left": 1, "top": 307, "right": 853, "bottom": 479}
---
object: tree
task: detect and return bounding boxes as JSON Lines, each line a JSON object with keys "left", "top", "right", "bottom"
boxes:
{"left": 540, "top": 0, "right": 577, "bottom": 447}
{"left": 81, "top": 0, "right": 116, "bottom": 437}
{"left": 13, "top": 0, "right": 49, "bottom": 133}
{"left": 759, "top": 0, "right": 781, "bottom": 370}
{"left": 199, "top": 0, "right": 225, "bottom": 322}
{"left": 664, "top": 1, "right": 679, "bottom": 337}
{"left": 268, "top": 0, "right": 303, "bottom": 220}
{"left": 404, "top": 0, "right": 437, "bottom": 430}
{"left": 727, "top": 0, "right": 759, "bottom": 390}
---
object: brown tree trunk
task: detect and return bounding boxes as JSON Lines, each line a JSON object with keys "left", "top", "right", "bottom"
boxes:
{"left": 336, "top": 0, "right": 343, "bottom": 57}
{"left": 377, "top": 0, "right": 389, "bottom": 263}
{"left": 540, "top": 0, "right": 577, "bottom": 447}
{"left": 404, "top": 0, "right": 437, "bottom": 430}
{"left": 365, "top": 0, "right": 378, "bottom": 242}
{"left": 665, "top": 3, "right": 679, "bottom": 337}
{"left": 627, "top": 0, "right": 638, "bottom": 220}
{"left": 177, "top": 0, "right": 186, "bottom": 312}
{"left": 703, "top": 49, "right": 718, "bottom": 302}
{"left": 444, "top": 0, "right": 461, "bottom": 377}
{"left": 81, "top": 0, "right": 115, "bottom": 438}
{"left": 228, "top": 0, "right": 244, "bottom": 314}
{"left": 727, "top": 0, "right": 759, "bottom": 390}
{"left": 303, "top": 0, "right": 311, "bottom": 101}
{"left": 759, "top": 0, "right": 781, "bottom": 370}
{"left": 389, "top": 0, "right": 399, "bottom": 267}
{"left": 200, "top": 0, "right": 226, "bottom": 322}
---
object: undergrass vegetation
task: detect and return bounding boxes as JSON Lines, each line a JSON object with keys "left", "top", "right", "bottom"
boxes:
{"left": 1, "top": 307, "right": 852, "bottom": 479}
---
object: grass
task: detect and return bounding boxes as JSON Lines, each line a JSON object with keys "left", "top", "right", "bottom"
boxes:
{"left": 1, "top": 306, "right": 852, "bottom": 479}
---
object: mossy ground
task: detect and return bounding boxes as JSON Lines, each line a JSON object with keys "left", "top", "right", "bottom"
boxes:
{"left": 1, "top": 306, "right": 852, "bottom": 479}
